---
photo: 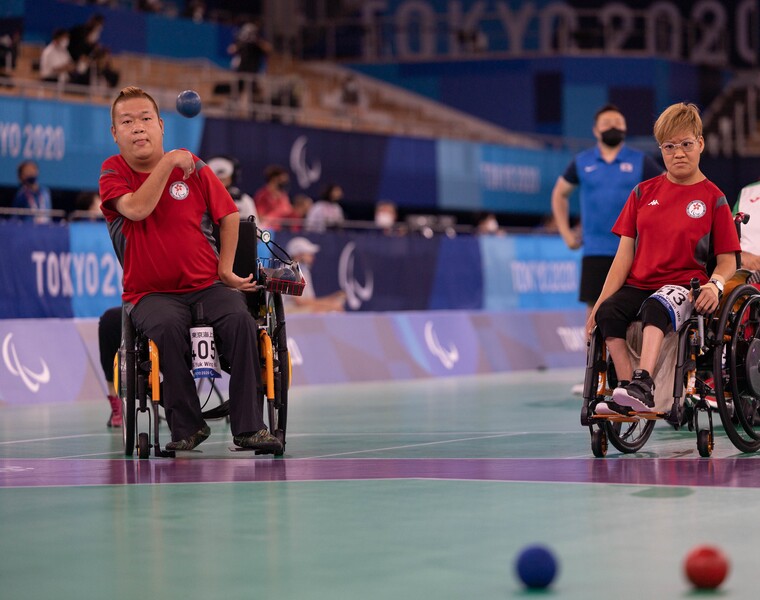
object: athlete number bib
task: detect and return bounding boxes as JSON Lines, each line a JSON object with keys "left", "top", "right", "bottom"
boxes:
{"left": 648, "top": 285, "right": 694, "bottom": 331}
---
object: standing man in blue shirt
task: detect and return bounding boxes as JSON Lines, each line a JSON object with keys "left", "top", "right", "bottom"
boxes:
{"left": 552, "top": 104, "right": 662, "bottom": 309}
{"left": 551, "top": 104, "right": 661, "bottom": 393}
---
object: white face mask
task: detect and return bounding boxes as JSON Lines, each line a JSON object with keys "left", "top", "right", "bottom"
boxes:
{"left": 375, "top": 212, "right": 394, "bottom": 228}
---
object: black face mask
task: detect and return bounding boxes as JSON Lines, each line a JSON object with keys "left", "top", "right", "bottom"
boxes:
{"left": 601, "top": 128, "right": 625, "bottom": 147}
{"left": 23, "top": 176, "right": 37, "bottom": 186}
{"left": 278, "top": 181, "right": 289, "bottom": 192}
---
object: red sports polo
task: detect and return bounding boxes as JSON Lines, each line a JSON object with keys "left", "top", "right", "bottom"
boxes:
{"left": 613, "top": 174, "right": 740, "bottom": 290}
{"left": 99, "top": 152, "right": 237, "bottom": 304}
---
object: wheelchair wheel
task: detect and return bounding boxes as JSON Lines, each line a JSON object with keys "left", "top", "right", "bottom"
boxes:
{"left": 268, "top": 292, "right": 289, "bottom": 455}
{"left": 713, "top": 285, "right": 760, "bottom": 453}
{"left": 697, "top": 429, "right": 713, "bottom": 457}
{"left": 605, "top": 418, "right": 655, "bottom": 454}
{"left": 138, "top": 432, "right": 150, "bottom": 459}
{"left": 591, "top": 428, "right": 607, "bottom": 458}
{"left": 584, "top": 328, "right": 655, "bottom": 454}
{"left": 118, "top": 347, "right": 136, "bottom": 457}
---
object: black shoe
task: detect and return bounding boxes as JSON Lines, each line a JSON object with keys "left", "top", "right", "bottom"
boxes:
{"left": 166, "top": 425, "right": 211, "bottom": 451}
{"left": 613, "top": 369, "right": 656, "bottom": 412}
{"left": 233, "top": 429, "right": 283, "bottom": 453}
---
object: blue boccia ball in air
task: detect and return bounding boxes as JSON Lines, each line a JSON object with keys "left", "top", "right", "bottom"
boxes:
{"left": 176, "top": 89, "right": 202, "bottom": 118}
{"left": 515, "top": 545, "right": 558, "bottom": 589}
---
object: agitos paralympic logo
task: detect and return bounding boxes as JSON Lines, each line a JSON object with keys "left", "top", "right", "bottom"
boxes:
{"left": 2, "top": 333, "right": 50, "bottom": 392}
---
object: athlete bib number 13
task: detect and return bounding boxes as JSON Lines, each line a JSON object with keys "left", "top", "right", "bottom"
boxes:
{"left": 649, "top": 285, "right": 694, "bottom": 332}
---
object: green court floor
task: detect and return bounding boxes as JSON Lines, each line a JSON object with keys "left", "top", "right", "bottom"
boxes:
{"left": 2, "top": 369, "right": 759, "bottom": 599}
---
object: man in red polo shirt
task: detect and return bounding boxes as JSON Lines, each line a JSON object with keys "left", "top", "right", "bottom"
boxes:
{"left": 99, "top": 86, "right": 282, "bottom": 453}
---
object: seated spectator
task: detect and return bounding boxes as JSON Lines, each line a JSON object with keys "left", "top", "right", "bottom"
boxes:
{"left": 13, "top": 160, "right": 52, "bottom": 223}
{"left": 290, "top": 193, "right": 313, "bottom": 231}
{"left": 40, "top": 29, "right": 86, "bottom": 85}
{"left": 206, "top": 155, "right": 257, "bottom": 221}
{"left": 92, "top": 47, "right": 120, "bottom": 88}
{"left": 474, "top": 212, "right": 503, "bottom": 235}
{"left": 72, "top": 191, "right": 103, "bottom": 219}
{"left": 374, "top": 200, "right": 404, "bottom": 235}
{"left": 253, "top": 164, "right": 295, "bottom": 229}
{"left": 305, "top": 183, "right": 345, "bottom": 232}
{"left": 283, "top": 237, "right": 346, "bottom": 313}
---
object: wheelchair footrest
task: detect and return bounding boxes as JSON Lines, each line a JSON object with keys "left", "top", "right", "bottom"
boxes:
{"left": 591, "top": 411, "right": 667, "bottom": 422}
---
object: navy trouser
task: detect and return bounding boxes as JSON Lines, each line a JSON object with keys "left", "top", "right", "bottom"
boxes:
{"left": 129, "top": 283, "right": 263, "bottom": 441}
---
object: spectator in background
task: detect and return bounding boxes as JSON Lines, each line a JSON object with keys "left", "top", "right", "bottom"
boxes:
{"left": 305, "top": 183, "right": 345, "bottom": 232}
{"left": 374, "top": 200, "right": 403, "bottom": 235}
{"left": 474, "top": 211, "right": 503, "bottom": 236}
{"left": 72, "top": 191, "right": 103, "bottom": 219}
{"left": 290, "top": 193, "right": 313, "bottom": 231}
{"left": 253, "top": 164, "right": 295, "bottom": 229}
{"left": 228, "top": 19, "right": 271, "bottom": 101}
{"left": 68, "top": 13, "right": 104, "bottom": 64}
{"left": 14, "top": 160, "right": 52, "bottom": 223}
{"left": 40, "top": 29, "right": 88, "bottom": 85}
{"left": 183, "top": 0, "right": 206, "bottom": 22}
{"left": 283, "top": 237, "right": 346, "bottom": 313}
{"left": 207, "top": 155, "right": 257, "bottom": 221}
{"left": 551, "top": 104, "right": 661, "bottom": 394}
{"left": 92, "top": 46, "right": 120, "bottom": 88}
{"left": 137, "top": 0, "right": 164, "bottom": 13}
{"left": 0, "top": 26, "right": 20, "bottom": 85}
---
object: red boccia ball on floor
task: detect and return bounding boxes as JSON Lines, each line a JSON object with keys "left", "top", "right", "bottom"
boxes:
{"left": 684, "top": 545, "right": 729, "bottom": 590}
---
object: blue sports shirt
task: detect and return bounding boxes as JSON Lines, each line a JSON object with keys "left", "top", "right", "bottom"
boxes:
{"left": 563, "top": 145, "right": 662, "bottom": 257}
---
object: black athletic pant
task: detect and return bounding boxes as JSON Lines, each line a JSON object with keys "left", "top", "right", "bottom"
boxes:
{"left": 129, "top": 283, "right": 263, "bottom": 441}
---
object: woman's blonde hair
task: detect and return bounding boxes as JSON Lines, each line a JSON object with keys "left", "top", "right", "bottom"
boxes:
{"left": 653, "top": 102, "right": 702, "bottom": 144}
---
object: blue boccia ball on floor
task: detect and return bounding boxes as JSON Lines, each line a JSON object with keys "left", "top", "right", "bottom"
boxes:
{"left": 176, "top": 89, "right": 202, "bottom": 118}
{"left": 515, "top": 545, "right": 558, "bottom": 590}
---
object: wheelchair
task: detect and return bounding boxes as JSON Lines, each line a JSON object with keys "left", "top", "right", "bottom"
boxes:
{"left": 113, "top": 217, "right": 302, "bottom": 459}
{"left": 580, "top": 268, "right": 760, "bottom": 458}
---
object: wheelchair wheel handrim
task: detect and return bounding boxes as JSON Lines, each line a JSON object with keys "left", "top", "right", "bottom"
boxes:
{"left": 746, "top": 338, "right": 760, "bottom": 397}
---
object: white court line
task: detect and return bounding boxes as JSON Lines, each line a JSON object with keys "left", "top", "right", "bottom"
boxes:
{"left": 0, "top": 433, "right": 112, "bottom": 446}
{"left": 297, "top": 432, "right": 521, "bottom": 459}
{"left": 50, "top": 450, "right": 125, "bottom": 460}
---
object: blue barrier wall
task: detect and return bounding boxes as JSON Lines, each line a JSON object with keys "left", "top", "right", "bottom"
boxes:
{"left": 0, "top": 97, "right": 204, "bottom": 191}
{"left": 0, "top": 308, "right": 587, "bottom": 405}
{"left": 0, "top": 221, "right": 584, "bottom": 318}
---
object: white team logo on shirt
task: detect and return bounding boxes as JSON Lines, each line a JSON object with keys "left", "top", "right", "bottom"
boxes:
{"left": 620, "top": 162, "right": 633, "bottom": 172}
{"left": 686, "top": 200, "right": 707, "bottom": 219}
{"left": 169, "top": 181, "right": 189, "bottom": 200}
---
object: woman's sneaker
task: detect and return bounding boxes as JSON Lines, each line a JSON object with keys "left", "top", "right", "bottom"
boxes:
{"left": 613, "top": 369, "right": 656, "bottom": 413}
{"left": 595, "top": 381, "right": 631, "bottom": 415}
